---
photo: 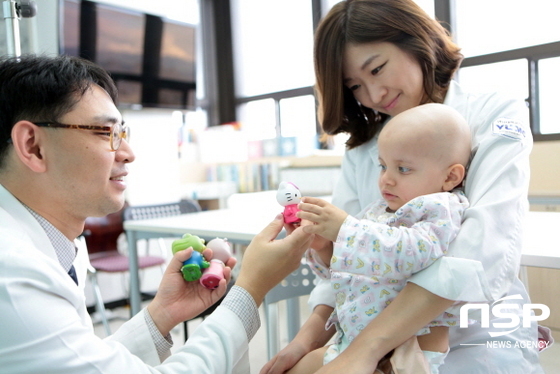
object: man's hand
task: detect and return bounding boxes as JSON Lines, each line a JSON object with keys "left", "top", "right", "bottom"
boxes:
{"left": 297, "top": 197, "right": 348, "bottom": 242}
{"left": 236, "top": 214, "right": 314, "bottom": 306}
{"left": 147, "top": 247, "right": 236, "bottom": 336}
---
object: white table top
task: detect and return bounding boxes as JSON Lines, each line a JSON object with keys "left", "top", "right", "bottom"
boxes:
{"left": 123, "top": 207, "right": 560, "bottom": 316}
{"left": 124, "top": 208, "right": 560, "bottom": 268}
{"left": 124, "top": 207, "right": 285, "bottom": 244}
{"left": 521, "top": 211, "right": 560, "bottom": 269}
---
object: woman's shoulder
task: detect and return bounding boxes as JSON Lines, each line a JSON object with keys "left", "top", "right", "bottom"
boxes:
{"left": 446, "top": 80, "right": 527, "bottom": 118}
{"left": 344, "top": 132, "right": 379, "bottom": 160}
{"left": 445, "top": 80, "right": 529, "bottom": 140}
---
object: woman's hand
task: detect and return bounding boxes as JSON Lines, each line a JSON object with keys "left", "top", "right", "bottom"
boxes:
{"left": 147, "top": 247, "right": 236, "bottom": 336}
{"left": 297, "top": 197, "right": 348, "bottom": 242}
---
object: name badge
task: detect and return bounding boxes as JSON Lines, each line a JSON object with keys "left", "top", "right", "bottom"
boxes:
{"left": 492, "top": 118, "right": 526, "bottom": 141}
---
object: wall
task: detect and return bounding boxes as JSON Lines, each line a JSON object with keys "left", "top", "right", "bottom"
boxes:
{"left": 529, "top": 140, "right": 560, "bottom": 197}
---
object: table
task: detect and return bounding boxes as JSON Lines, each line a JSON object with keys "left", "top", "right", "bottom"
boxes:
{"left": 124, "top": 209, "right": 560, "bottom": 316}
{"left": 521, "top": 211, "right": 560, "bottom": 269}
{"left": 124, "top": 206, "right": 285, "bottom": 315}
{"left": 518, "top": 211, "right": 560, "bottom": 287}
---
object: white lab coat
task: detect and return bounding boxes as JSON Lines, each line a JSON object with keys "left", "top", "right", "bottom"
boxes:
{"left": 308, "top": 81, "right": 544, "bottom": 373}
{"left": 0, "top": 184, "right": 249, "bottom": 374}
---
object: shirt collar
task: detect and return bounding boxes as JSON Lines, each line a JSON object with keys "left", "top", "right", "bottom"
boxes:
{"left": 23, "top": 205, "right": 77, "bottom": 272}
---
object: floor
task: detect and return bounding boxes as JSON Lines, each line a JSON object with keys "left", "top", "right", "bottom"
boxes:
{"left": 92, "top": 297, "right": 560, "bottom": 374}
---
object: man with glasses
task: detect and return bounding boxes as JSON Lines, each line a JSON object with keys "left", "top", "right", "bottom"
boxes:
{"left": 0, "top": 55, "right": 313, "bottom": 373}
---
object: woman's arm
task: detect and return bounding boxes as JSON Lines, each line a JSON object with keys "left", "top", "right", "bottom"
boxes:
{"left": 316, "top": 283, "right": 455, "bottom": 374}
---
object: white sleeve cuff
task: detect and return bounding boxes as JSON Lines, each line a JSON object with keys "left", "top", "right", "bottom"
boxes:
{"left": 307, "top": 277, "right": 335, "bottom": 311}
{"left": 408, "top": 256, "right": 492, "bottom": 315}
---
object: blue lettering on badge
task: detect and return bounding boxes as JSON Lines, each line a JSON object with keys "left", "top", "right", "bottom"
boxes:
{"left": 492, "top": 118, "right": 526, "bottom": 141}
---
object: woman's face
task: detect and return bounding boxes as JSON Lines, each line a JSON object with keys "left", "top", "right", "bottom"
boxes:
{"left": 342, "top": 42, "right": 424, "bottom": 117}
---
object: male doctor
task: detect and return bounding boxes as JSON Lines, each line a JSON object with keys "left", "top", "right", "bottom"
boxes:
{"left": 0, "top": 55, "right": 314, "bottom": 373}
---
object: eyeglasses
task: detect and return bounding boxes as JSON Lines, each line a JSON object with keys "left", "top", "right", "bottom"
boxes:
{"left": 34, "top": 121, "right": 130, "bottom": 151}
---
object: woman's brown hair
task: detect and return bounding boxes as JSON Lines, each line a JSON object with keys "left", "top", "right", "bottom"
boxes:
{"left": 314, "top": 0, "right": 463, "bottom": 149}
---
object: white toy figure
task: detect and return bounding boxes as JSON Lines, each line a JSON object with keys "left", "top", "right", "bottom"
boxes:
{"left": 276, "top": 181, "right": 302, "bottom": 224}
{"left": 200, "top": 238, "right": 232, "bottom": 289}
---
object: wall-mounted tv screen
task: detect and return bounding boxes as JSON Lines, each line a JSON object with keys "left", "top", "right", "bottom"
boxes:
{"left": 60, "top": 0, "right": 196, "bottom": 110}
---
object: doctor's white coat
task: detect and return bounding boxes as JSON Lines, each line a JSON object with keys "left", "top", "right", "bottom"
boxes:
{"left": 0, "top": 184, "right": 250, "bottom": 374}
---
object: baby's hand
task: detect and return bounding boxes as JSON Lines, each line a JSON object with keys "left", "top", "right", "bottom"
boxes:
{"left": 297, "top": 197, "right": 348, "bottom": 242}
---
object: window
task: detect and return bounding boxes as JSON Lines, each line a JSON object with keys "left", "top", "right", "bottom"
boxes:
{"left": 322, "top": 0, "right": 434, "bottom": 18}
{"left": 230, "top": 0, "right": 317, "bottom": 156}
{"left": 280, "top": 95, "right": 318, "bottom": 156}
{"left": 237, "top": 99, "right": 277, "bottom": 141}
{"left": 231, "top": 0, "right": 314, "bottom": 97}
{"left": 538, "top": 57, "right": 560, "bottom": 134}
{"left": 455, "top": 0, "right": 560, "bottom": 58}
{"left": 222, "top": 0, "right": 560, "bottom": 145}
{"left": 454, "top": 0, "right": 560, "bottom": 138}
{"left": 457, "top": 59, "right": 528, "bottom": 101}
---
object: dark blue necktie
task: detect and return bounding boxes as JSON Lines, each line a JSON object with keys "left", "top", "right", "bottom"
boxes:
{"left": 68, "top": 265, "right": 78, "bottom": 285}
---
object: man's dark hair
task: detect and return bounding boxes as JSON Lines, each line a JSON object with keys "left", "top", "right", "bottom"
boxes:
{"left": 0, "top": 54, "right": 118, "bottom": 168}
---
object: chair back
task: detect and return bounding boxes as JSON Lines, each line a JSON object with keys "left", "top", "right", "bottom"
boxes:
{"left": 124, "top": 200, "right": 201, "bottom": 221}
{"left": 264, "top": 261, "right": 317, "bottom": 359}
{"left": 264, "top": 261, "right": 316, "bottom": 305}
{"left": 83, "top": 204, "right": 128, "bottom": 254}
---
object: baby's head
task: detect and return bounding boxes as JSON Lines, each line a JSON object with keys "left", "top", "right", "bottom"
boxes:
{"left": 377, "top": 103, "right": 471, "bottom": 211}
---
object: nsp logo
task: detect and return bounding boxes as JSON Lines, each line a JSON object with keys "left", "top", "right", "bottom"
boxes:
{"left": 459, "top": 294, "right": 550, "bottom": 338}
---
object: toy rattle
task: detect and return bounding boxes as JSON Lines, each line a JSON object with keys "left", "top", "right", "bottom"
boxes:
{"left": 171, "top": 234, "right": 232, "bottom": 289}
{"left": 276, "top": 181, "right": 302, "bottom": 224}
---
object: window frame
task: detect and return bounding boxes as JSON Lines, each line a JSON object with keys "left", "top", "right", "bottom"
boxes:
{"left": 201, "top": 0, "right": 560, "bottom": 142}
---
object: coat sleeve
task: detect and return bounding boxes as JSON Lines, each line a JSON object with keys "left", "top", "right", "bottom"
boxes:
{"left": 410, "top": 92, "right": 532, "bottom": 311}
{"left": 0, "top": 232, "right": 250, "bottom": 374}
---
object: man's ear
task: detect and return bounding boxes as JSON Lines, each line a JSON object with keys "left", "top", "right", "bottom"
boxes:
{"left": 10, "top": 121, "right": 48, "bottom": 173}
{"left": 442, "top": 164, "right": 465, "bottom": 192}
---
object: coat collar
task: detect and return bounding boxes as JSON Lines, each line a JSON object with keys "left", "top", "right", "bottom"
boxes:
{"left": 0, "top": 184, "right": 58, "bottom": 262}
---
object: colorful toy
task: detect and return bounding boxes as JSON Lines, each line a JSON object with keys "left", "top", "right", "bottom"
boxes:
{"left": 171, "top": 234, "right": 232, "bottom": 289}
{"left": 200, "top": 238, "right": 232, "bottom": 289}
{"left": 171, "top": 234, "right": 209, "bottom": 281}
{"left": 276, "top": 181, "right": 302, "bottom": 224}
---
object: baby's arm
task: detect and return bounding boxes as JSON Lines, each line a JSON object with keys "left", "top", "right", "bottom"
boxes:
{"left": 300, "top": 219, "right": 334, "bottom": 267}
{"left": 297, "top": 197, "right": 349, "bottom": 242}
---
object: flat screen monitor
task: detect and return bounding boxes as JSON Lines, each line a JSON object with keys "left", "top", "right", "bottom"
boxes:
{"left": 60, "top": 0, "right": 196, "bottom": 109}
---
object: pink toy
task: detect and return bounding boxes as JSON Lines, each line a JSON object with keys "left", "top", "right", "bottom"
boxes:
{"left": 276, "top": 181, "right": 302, "bottom": 224}
{"left": 199, "top": 238, "right": 232, "bottom": 289}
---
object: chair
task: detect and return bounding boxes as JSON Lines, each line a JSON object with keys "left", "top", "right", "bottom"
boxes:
{"left": 75, "top": 235, "right": 113, "bottom": 337}
{"left": 84, "top": 203, "right": 173, "bottom": 335}
{"left": 264, "top": 261, "right": 317, "bottom": 360}
{"left": 124, "top": 199, "right": 221, "bottom": 341}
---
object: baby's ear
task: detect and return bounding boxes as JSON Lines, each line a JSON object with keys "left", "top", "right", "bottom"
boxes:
{"left": 442, "top": 164, "right": 465, "bottom": 191}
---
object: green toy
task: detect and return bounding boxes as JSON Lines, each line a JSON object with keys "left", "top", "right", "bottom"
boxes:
{"left": 171, "top": 234, "right": 209, "bottom": 281}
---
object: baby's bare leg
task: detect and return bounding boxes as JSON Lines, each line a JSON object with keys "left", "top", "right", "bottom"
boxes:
{"left": 286, "top": 346, "right": 329, "bottom": 374}
{"left": 416, "top": 326, "right": 449, "bottom": 353}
